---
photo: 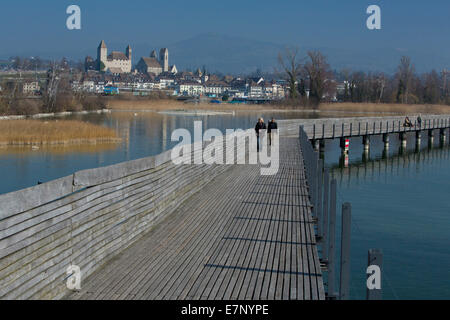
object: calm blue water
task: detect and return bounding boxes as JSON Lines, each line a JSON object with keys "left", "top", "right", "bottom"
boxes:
{"left": 0, "top": 110, "right": 320, "bottom": 194}
{"left": 323, "top": 133, "right": 450, "bottom": 300}
{"left": 1, "top": 111, "right": 449, "bottom": 299}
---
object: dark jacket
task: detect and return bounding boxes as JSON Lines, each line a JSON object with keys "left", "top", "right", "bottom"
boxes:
{"left": 255, "top": 122, "right": 266, "bottom": 135}
{"left": 268, "top": 121, "right": 278, "bottom": 133}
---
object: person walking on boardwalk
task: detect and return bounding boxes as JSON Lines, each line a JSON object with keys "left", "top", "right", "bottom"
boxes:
{"left": 403, "top": 116, "right": 413, "bottom": 128}
{"left": 417, "top": 114, "right": 422, "bottom": 128}
{"left": 267, "top": 117, "right": 278, "bottom": 146}
{"left": 255, "top": 117, "right": 266, "bottom": 152}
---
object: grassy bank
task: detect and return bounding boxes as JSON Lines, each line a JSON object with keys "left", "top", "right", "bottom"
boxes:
{"left": 0, "top": 120, "right": 121, "bottom": 146}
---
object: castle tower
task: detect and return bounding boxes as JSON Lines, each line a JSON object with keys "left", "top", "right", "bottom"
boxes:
{"left": 97, "top": 40, "right": 107, "bottom": 71}
{"left": 126, "top": 45, "right": 132, "bottom": 61}
{"left": 159, "top": 48, "right": 169, "bottom": 72}
{"left": 150, "top": 50, "right": 157, "bottom": 59}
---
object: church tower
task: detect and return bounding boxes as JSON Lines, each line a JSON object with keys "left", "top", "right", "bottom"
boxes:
{"left": 97, "top": 40, "right": 107, "bottom": 71}
{"left": 126, "top": 45, "right": 132, "bottom": 61}
{"left": 159, "top": 48, "right": 169, "bottom": 72}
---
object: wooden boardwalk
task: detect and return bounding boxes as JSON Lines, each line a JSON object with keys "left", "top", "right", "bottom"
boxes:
{"left": 66, "top": 137, "right": 325, "bottom": 300}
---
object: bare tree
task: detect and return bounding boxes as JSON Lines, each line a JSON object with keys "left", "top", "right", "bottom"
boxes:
{"left": 303, "top": 51, "right": 333, "bottom": 106}
{"left": 396, "top": 56, "right": 415, "bottom": 104}
{"left": 278, "top": 47, "right": 302, "bottom": 100}
{"left": 422, "top": 70, "right": 441, "bottom": 104}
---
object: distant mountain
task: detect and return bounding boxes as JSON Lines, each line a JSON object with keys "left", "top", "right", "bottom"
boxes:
{"left": 162, "top": 33, "right": 283, "bottom": 75}
{"left": 154, "top": 33, "right": 449, "bottom": 75}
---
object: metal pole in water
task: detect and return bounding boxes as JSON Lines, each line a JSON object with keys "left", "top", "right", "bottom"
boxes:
{"left": 317, "top": 159, "right": 324, "bottom": 239}
{"left": 322, "top": 168, "right": 330, "bottom": 261}
{"left": 366, "top": 249, "right": 383, "bottom": 300}
{"left": 339, "top": 202, "right": 351, "bottom": 300}
{"left": 327, "top": 179, "right": 337, "bottom": 299}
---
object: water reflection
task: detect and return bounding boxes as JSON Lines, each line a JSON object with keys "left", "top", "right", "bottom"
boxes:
{"left": 333, "top": 141, "right": 450, "bottom": 182}
{"left": 326, "top": 135, "right": 450, "bottom": 300}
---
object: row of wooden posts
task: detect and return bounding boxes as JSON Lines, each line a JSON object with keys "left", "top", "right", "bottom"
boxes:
{"left": 312, "top": 119, "right": 450, "bottom": 155}
{"left": 312, "top": 118, "right": 450, "bottom": 140}
{"left": 300, "top": 125, "right": 384, "bottom": 300}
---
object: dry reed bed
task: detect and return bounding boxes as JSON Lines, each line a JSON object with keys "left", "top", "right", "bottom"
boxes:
{"left": 108, "top": 99, "right": 450, "bottom": 114}
{"left": 0, "top": 120, "right": 121, "bottom": 146}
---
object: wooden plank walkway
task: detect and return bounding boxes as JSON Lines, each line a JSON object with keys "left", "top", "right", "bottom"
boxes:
{"left": 65, "top": 137, "right": 325, "bottom": 300}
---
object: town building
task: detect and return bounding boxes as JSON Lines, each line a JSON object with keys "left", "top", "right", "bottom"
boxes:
{"left": 136, "top": 48, "right": 177, "bottom": 77}
{"left": 22, "top": 81, "right": 40, "bottom": 95}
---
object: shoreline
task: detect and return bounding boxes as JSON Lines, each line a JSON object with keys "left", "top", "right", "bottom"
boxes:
{"left": 107, "top": 99, "right": 450, "bottom": 115}
{"left": 1, "top": 100, "right": 449, "bottom": 119}
{"left": 0, "top": 109, "right": 111, "bottom": 121}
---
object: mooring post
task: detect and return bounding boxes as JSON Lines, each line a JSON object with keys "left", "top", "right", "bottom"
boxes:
{"left": 316, "top": 159, "right": 324, "bottom": 239}
{"left": 416, "top": 130, "right": 422, "bottom": 151}
{"left": 382, "top": 133, "right": 389, "bottom": 150}
{"left": 340, "top": 137, "right": 348, "bottom": 154}
{"left": 366, "top": 249, "right": 383, "bottom": 300}
{"left": 312, "top": 139, "right": 320, "bottom": 151}
{"left": 319, "top": 139, "right": 325, "bottom": 152}
{"left": 322, "top": 168, "right": 330, "bottom": 262}
{"left": 440, "top": 128, "right": 446, "bottom": 145}
{"left": 312, "top": 151, "right": 320, "bottom": 218}
{"left": 327, "top": 179, "right": 338, "bottom": 299}
{"left": 362, "top": 135, "right": 370, "bottom": 152}
{"left": 339, "top": 202, "right": 352, "bottom": 300}
{"left": 429, "top": 129, "right": 434, "bottom": 148}
{"left": 399, "top": 131, "right": 407, "bottom": 149}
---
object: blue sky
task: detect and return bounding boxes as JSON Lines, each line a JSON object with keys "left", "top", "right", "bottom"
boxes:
{"left": 0, "top": 0, "right": 448, "bottom": 71}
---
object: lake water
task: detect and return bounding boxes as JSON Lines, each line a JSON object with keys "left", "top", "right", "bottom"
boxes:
{"left": 324, "top": 133, "right": 450, "bottom": 300}
{"left": 1, "top": 110, "right": 449, "bottom": 299}
{"left": 0, "top": 109, "right": 354, "bottom": 195}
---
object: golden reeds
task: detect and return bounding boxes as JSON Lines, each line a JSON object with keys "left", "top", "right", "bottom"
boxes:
{"left": 0, "top": 120, "right": 121, "bottom": 146}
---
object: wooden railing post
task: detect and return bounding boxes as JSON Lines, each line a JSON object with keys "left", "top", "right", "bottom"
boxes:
{"left": 322, "top": 168, "right": 330, "bottom": 261}
{"left": 366, "top": 249, "right": 383, "bottom": 300}
{"left": 339, "top": 202, "right": 352, "bottom": 300}
{"left": 317, "top": 158, "right": 324, "bottom": 239}
{"left": 327, "top": 179, "right": 337, "bottom": 299}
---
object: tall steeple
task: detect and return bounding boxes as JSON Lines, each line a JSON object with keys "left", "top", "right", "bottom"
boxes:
{"left": 126, "top": 45, "right": 132, "bottom": 61}
{"left": 159, "top": 48, "right": 169, "bottom": 72}
{"left": 97, "top": 40, "right": 107, "bottom": 71}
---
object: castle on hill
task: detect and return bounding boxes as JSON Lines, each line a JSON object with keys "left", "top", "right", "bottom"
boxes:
{"left": 96, "top": 40, "right": 177, "bottom": 76}
{"left": 97, "top": 40, "right": 132, "bottom": 74}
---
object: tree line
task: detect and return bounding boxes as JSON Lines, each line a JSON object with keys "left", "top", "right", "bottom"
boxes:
{"left": 278, "top": 48, "right": 449, "bottom": 107}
